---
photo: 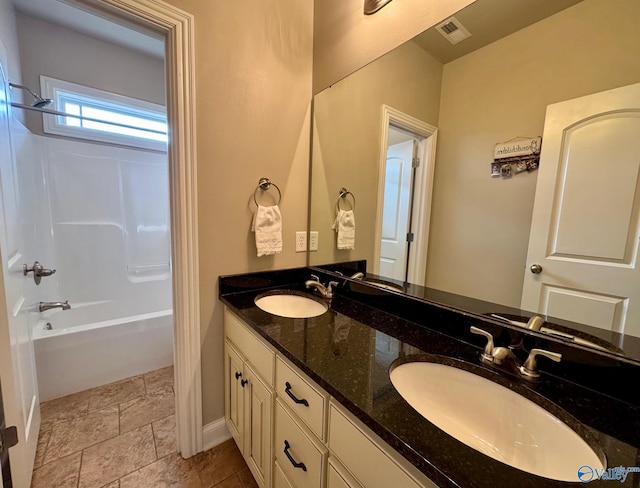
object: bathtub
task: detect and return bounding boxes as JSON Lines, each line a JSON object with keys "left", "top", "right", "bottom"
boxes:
{"left": 34, "top": 307, "right": 174, "bottom": 401}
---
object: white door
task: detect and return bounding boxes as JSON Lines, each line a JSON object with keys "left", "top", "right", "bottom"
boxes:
{"left": 0, "top": 64, "right": 40, "bottom": 486}
{"left": 380, "top": 140, "right": 414, "bottom": 281}
{"left": 522, "top": 82, "right": 640, "bottom": 337}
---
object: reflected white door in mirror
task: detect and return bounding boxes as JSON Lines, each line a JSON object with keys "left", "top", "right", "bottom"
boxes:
{"left": 522, "top": 82, "right": 640, "bottom": 337}
{"left": 380, "top": 136, "right": 414, "bottom": 281}
{"left": 374, "top": 106, "right": 438, "bottom": 284}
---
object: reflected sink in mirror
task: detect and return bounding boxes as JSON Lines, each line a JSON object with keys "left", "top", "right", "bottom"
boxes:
{"left": 254, "top": 290, "right": 328, "bottom": 318}
{"left": 361, "top": 278, "right": 405, "bottom": 292}
{"left": 349, "top": 276, "right": 406, "bottom": 294}
{"left": 389, "top": 357, "right": 606, "bottom": 482}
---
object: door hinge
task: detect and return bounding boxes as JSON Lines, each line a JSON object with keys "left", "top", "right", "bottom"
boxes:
{"left": 406, "top": 232, "right": 414, "bottom": 243}
{"left": 0, "top": 425, "right": 18, "bottom": 453}
{"left": 412, "top": 157, "right": 420, "bottom": 168}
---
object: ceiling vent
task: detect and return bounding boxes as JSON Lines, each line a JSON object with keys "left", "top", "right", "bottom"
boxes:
{"left": 435, "top": 16, "right": 471, "bottom": 45}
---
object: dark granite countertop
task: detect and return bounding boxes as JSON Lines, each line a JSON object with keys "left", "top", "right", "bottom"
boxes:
{"left": 219, "top": 268, "right": 640, "bottom": 488}
{"left": 313, "top": 262, "right": 640, "bottom": 363}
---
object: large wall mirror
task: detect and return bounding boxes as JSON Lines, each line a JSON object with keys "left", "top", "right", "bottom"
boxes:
{"left": 309, "top": 0, "right": 640, "bottom": 363}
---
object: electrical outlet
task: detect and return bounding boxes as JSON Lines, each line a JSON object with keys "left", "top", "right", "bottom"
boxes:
{"left": 309, "top": 231, "right": 319, "bottom": 251}
{"left": 295, "top": 231, "right": 307, "bottom": 252}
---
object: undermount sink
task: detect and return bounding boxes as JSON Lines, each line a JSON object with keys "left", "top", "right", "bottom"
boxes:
{"left": 254, "top": 290, "right": 328, "bottom": 318}
{"left": 389, "top": 359, "right": 605, "bottom": 482}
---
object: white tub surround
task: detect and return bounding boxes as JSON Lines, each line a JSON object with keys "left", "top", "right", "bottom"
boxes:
{"left": 34, "top": 310, "right": 173, "bottom": 401}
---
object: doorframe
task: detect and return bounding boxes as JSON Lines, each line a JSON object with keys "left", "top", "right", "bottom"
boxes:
{"left": 82, "top": 0, "right": 202, "bottom": 456}
{"left": 373, "top": 105, "right": 437, "bottom": 285}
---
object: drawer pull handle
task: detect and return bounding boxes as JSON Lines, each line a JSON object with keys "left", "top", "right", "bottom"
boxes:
{"left": 241, "top": 379, "right": 248, "bottom": 387}
{"left": 285, "top": 382, "right": 309, "bottom": 407}
{"left": 235, "top": 372, "right": 242, "bottom": 380}
{"left": 283, "top": 440, "right": 307, "bottom": 472}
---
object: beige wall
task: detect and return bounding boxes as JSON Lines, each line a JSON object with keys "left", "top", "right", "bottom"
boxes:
{"left": 15, "top": 13, "right": 165, "bottom": 136}
{"left": 313, "top": 0, "right": 473, "bottom": 94}
{"left": 6, "top": 0, "right": 314, "bottom": 428}
{"left": 427, "top": 0, "right": 640, "bottom": 307}
{"left": 311, "top": 41, "right": 442, "bottom": 266}
{"left": 163, "top": 0, "right": 312, "bottom": 424}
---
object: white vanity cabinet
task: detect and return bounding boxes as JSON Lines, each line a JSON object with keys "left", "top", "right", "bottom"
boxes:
{"left": 224, "top": 309, "right": 275, "bottom": 488}
{"left": 223, "top": 307, "right": 437, "bottom": 488}
{"left": 328, "top": 402, "right": 437, "bottom": 488}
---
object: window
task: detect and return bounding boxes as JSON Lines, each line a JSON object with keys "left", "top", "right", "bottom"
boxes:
{"left": 40, "top": 76, "right": 167, "bottom": 151}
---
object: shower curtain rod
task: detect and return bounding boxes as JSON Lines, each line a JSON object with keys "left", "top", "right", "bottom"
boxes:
{"left": 10, "top": 102, "right": 168, "bottom": 136}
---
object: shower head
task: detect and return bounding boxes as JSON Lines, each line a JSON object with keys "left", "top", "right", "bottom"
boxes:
{"left": 32, "top": 97, "right": 54, "bottom": 108}
{"left": 8, "top": 82, "right": 54, "bottom": 108}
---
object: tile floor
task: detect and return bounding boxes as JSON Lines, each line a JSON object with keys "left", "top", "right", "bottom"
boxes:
{"left": 31, "top": 366, "right": 257, "bottom": 488}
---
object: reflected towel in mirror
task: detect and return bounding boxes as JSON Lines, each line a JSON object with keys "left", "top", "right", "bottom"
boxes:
{"left": 252, "top": 204, "right": 283, "bottom": 256}
{"left": 332, "top": 209, "right": 355, "bottom": 250}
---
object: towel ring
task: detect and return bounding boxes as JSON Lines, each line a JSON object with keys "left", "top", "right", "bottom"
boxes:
{"left": 337, "top": 188, "right": 355, "bottom": 210}
{"left": 254, "top": 177, "right": 282, "bottom": 206}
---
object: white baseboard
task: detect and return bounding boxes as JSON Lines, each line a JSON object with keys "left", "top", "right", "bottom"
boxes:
{"left": 202, "top": 417, "right": 232, "bottom": 451}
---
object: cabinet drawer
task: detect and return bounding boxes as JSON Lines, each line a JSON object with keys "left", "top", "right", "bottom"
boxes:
{"left": 329, "top": 403, "right": 435, "bottom": 488}
{"left": 275, "top": 399, "right": 327, "bottom": 488}
{"left": 225, "top": 308, "right": 274, "bottom": 386}
{"left": 276, "top": 356, "right": 327, "bottom": 440}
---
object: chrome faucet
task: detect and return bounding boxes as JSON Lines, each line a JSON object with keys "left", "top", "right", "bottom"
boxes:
{"left": 470, "top": 326, "right": 561, "bottom": 381}
{"left": 38, "top": 300, "right": 71, "bottom": 312}
{"left": 305, "top": 275, "right": 339, "bottom": 299}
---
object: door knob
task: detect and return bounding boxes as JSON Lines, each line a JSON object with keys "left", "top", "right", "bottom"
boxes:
{"left": 530, "top": 264, "right": 543, "bottom": 274}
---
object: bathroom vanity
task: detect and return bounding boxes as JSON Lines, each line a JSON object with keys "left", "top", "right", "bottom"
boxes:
{"left": 220, "top": 267, "right": 640, "bottom": 488}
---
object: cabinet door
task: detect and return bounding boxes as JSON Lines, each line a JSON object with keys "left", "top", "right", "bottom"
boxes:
{"left": 243, "top": 363, "right": 273, "bottom": 488}
{"left": 224, "top": 341, "right": 245, "bottom": 447}
{"left": 274, "top": 460, "right": 295, "bottom": 488}
{"left": 328, "top": 458, "right": 362, "bottom": 488}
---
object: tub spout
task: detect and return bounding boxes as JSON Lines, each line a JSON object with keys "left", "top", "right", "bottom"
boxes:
{"left": 38, "top": 300, "right": 71, "bottom": 312}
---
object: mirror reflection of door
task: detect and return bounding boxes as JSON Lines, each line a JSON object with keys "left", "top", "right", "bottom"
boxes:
{"left": 380, "top": 129, "right": 417, "bottom": 281}
{"left": 375, "top": 107, "right": 438, "bottom": 285}
{"left": 522, "top": 82, "right": 640, "bottom": 337}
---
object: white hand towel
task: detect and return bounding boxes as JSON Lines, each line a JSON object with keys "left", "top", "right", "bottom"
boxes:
{"left": 332, "top": 209, "right": 355, "bottom": 250}
{"left": 252, "top": 204, "right": 283, "bottom": 257}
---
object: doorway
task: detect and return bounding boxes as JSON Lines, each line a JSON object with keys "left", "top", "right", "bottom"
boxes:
{"left": 0, "top": 1, "right": 200, "bottom": 484}
{"left": 374, "top": 105, "right": 437, "bottom": 285}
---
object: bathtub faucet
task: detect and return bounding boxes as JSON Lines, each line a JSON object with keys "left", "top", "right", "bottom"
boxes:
{"left": 38, "top": 300, "right": 71, "bottom": 312}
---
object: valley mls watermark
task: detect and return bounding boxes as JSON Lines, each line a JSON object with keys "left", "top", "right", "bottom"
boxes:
{"left": 578, "top": 466, "right": 640, "bottom": 483}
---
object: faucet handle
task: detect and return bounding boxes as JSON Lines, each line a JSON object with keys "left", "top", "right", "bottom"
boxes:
{"left": 519, "top": 348, "right": 562, "bottom": 380}
{"left": 470, "top": 326, "right": 494, "bottom": 362}
{"left": 309, "top": 274, "right": 320, "bottom": 283}
{"left": 324, "top": 281, "right": 339, "bottom": 299}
